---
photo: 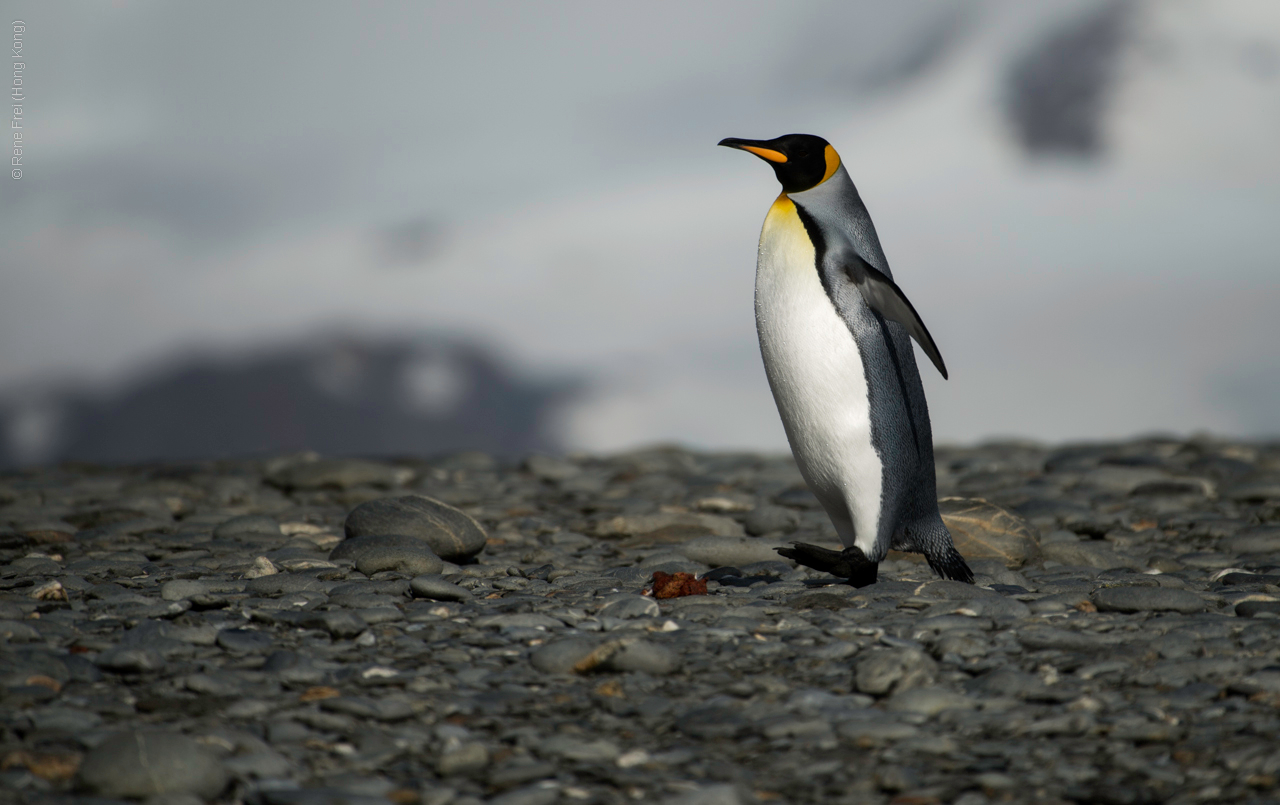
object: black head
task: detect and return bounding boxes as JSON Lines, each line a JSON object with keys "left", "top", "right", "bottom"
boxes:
{"left": 718, "top": 133, "right": 841, "bottom": 193}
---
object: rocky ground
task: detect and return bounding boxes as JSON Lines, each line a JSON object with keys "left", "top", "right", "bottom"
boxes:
{"left": 4, "top": 438, "right": 1280, "bottom": 805}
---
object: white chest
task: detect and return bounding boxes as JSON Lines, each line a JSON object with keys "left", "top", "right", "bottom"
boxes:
{"left": 754, "top": 196, "right": 883, "bottom": 551}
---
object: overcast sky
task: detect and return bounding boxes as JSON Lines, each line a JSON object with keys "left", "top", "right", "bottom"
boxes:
{"left": 3, "top": 0, "right": 1278, "bottom": 454}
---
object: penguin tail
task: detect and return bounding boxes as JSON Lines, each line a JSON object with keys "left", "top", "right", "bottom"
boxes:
{"left": 776, "top": 542, "right": 878, "bottom": 587}
{"left": 926, "top": 544, "right": 974, "bottom": 584}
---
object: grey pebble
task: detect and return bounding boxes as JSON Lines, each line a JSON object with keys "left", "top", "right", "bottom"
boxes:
{"left": 884, "top": 686, "right": 976, "bottom": 716}
{"left": 664, "top": 784, "right": 743, "bottom": 805}
{"left": 409, "top": 574, "right": 473, "bottom": 602}
{"left": 245, "top": 573, "right": 332, "bottom": 596}
{"left": 213, "top": 514, "right": 281, "bottom": 539}
{"left": 9, "top": 437, "right": 1280, "bottom": 803}
{"left": 328, "top": 533, "right": 444, "bottom": 575}
{"left": 855, "top": 648, "right": 938, "bottom": 696}
{"left": 1226, "top": 526, "right": 1280, "bottom": 554}
{"left": 530, "top": 638, "right": 599, "bottom": 674}
{"left": 215, "top": 627, "right": 276, "bottom": 654}
{"left": 597, "top": 595, "right": 660, "bottom": 619}
{"left": 1039, "top": 538, "right": 1135, "bottom": 569}
{"left": 437, "top": 742, "right": 489, "bottom": 776}
{"left": 1091, "top": 586, "right": 1206, "bottom": 614}
{"left": 77, "top": 731, "right": 227, "bottom": 799}
{"left": 344, "top": 494, "right": 487, "bottom": 561}
{"left": 679, "top": 535, "right": 787, "bottom": 567}
{"left": 160, "top": 579, "right": 213, "bottom": 601}
{"left": 95, "top": 647, "right": 166, "bottom": 673}
{"left": 1237, "top": 601, "right": 1280, "bottom": 618}
{"left": 489, "top": 783, "right": 560, "bottom": 805}
{"left": 744, "top": 505, "right": 799, "bottom": 536}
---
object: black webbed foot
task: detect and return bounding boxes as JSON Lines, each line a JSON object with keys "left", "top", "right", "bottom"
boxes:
{"left": 926, "top": 544, "right": 974, "bottom": 584}
{"left": 776, "top": 542, "right": 879, "bottom": 587}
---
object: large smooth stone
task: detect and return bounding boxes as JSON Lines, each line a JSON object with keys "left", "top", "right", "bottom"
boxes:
{"left": 890, "top": 497, "right": 1041, "bottom": 569}
{"left": 77, "top": 731, "right": 227, "bottom": 799}
{"left": 343, "top": 495, "right": 487, "bottom": 561}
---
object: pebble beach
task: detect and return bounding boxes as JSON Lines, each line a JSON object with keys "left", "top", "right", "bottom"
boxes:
{"left": 4, "top": 438, "right": 1280, "bottom": 805}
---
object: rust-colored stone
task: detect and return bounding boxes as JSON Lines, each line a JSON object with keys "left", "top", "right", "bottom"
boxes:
{"left": 649, "top": 571, "right": 707, "bottom": 599}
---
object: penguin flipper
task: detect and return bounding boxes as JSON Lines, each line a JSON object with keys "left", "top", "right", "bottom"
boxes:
{"left": 776, "top": 542, "right": 878, "bottom": 587}
{"left": 844, "top": 256, "right": 948, "bottom": 380}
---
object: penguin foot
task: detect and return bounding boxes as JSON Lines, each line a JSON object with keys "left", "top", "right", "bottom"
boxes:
{"left": 776, "top": 542, "right": 878, "bottom": 588}
{"left": 927, "top": 545, "right": 974, "bottom": 584}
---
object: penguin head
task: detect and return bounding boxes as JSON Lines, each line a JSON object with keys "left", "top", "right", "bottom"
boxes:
{"left": 718, "top": 133, "right": 842, "bottom": 194}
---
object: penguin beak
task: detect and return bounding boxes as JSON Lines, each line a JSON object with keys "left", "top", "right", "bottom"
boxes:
{"left": 718, "top": 138, "right": 788, "bottom": 164}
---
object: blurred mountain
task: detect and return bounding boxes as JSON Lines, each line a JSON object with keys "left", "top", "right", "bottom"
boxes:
{"left": 0, "top": 335, "right": 579, "bottom": 468}
{"left": 1005, "top": 1, "right": 1130, "bottom": 156}
{"left": 1, "top": 1, "right": 1278, "bottom": 453}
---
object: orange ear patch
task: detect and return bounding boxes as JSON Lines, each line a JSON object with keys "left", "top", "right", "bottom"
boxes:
{"left": 821, "top": 144, "right": 841, "bottom": 183}
{"left": 741, "top": 145, "right": 788, "bottom": 164}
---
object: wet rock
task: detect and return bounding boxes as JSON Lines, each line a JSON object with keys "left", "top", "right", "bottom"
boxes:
{"left": 343, "top": 495, "right": 487, "bottom": 561}
{"left": 77, "top": 731, "right": 227, "bottom": 799}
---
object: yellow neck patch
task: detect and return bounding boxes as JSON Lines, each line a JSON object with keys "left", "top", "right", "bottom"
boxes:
{"left": 821, "top": 144, "right": 841, "bottom": 184}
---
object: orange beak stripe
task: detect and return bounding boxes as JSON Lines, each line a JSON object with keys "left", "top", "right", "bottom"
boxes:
{"left": 740, "top": 145, "right": 788, "bottom": 163}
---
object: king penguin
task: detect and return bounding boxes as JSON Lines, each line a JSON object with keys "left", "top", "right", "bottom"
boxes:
{"left": 720, "top": 133, "right": 973, "bottom": 587}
